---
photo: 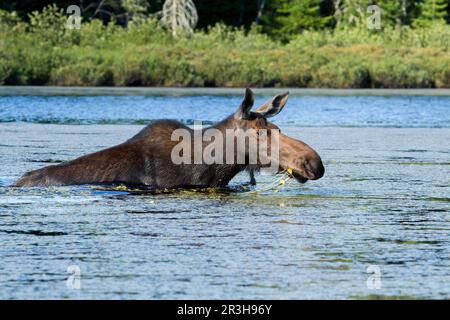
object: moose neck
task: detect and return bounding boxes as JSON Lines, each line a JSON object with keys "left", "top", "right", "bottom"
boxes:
{"left": 194, "top": 114, "right": 249, "bottom": 187}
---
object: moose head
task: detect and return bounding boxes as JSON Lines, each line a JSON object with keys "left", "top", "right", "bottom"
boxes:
{"left": 225, "top": 88, "right": 325, "bottom": 183}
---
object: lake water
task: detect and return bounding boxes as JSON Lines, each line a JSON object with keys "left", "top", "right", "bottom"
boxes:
{"left": 0, "top": 92, "right": 449, "bottom": 299}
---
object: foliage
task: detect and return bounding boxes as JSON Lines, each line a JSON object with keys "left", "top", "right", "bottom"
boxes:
{"left": 122, "top": 0, "right": 150, "bottom": 24}
{"left": 414, "top": 0, "right": 448, "bottom": 27}
{"left": 0, "top": 4, "right": 449, "bottom": 88}
{"left": 375, "top": 0, "right": 409, "bottom": 26}
{"left": 333, "top": 0, "right": 377, "bottom": 28}
{"left": 271, "top": 0, "right": 331, "bottom": 36}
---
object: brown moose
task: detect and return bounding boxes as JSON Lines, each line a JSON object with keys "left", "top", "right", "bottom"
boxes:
{"left": 13, "top": 88, "right": 324, "bottom": 188}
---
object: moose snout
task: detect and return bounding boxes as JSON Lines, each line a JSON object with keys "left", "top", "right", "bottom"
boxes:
{"left": 302, "top": 156, "right": 325, "bottom": 180}
{"left": 279, "top": 134, "right": 325, "bottom": 182}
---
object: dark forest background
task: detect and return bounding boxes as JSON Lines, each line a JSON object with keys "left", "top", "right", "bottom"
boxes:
{"left": 2, "top": 1, "right": 449, "bottom": 35}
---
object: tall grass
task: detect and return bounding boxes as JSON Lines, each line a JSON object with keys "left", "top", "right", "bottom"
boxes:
{"left": 0, "top": 6, "right": 449, "bottom": 88}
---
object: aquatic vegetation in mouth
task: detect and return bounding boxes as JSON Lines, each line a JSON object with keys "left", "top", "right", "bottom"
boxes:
{"left": 241, "top": 169, "right": 294, "bottom": 195}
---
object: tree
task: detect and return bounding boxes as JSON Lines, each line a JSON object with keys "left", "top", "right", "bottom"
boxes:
{"left": 256, "top": 0, "right": 266, "bottom": 24}
{"left": 260, "top": 0, "right": 331, "bottom": 38}
{"left": 375, "top": 0, "right": 410, "bottom": 26}
{"left": 279, "top": 0, "right": 331, "bottom": 32}
{"left": 122, "top": 0, "right": 149, "bottom": 25}
{"left": 333, "top": 0, "right": 372, "bottom": 28}
{"left": 159, "top": 0, "right": 198, "bottom": 37}
{"left": 414, "top": 0, "right": 448, "bottom": 26}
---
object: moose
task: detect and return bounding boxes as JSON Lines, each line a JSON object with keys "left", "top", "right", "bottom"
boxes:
{"left": 13, "top": 88, "right": 324, "bottom": 188}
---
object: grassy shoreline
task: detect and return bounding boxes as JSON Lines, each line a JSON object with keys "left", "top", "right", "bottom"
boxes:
{"left": 2, "top": 86, "right": 450, "bottom": 96}
{"left": 1, "top": 11, "right": 449, "bottom": 89}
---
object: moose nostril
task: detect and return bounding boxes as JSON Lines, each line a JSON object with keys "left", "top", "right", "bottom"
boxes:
{"left": 302, "top": 161, "right": 315, "bottom": 179}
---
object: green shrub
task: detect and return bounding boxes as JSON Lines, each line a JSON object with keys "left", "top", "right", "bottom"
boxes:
{"left": 0, "top": 6, "right": 449, "bottom": 88}
{"left": 50, "top": 58, "right": 114, "bottom": 86}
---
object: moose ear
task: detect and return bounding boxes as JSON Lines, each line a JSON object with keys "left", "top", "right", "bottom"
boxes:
{"left": 254, "top": 92, "right": 289, "bottom": 118}
{"left": 236, "top": 88, "right": 254, "bottom": 119}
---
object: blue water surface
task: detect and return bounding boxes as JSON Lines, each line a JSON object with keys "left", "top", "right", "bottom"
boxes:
{"left": 0, "top": 92, "right": 449, "bottom": 299}
{"left": 0, "top": 95, "right": 449, "bottom": 127}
